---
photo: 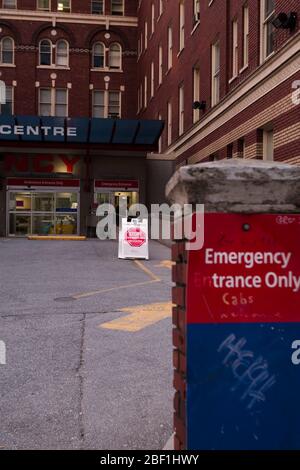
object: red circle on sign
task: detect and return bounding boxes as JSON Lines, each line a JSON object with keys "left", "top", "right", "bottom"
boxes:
{"left": 125, "top": 228, "right": 146, "bottom": 247}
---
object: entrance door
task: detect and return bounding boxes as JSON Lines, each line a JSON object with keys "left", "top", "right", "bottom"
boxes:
{"left": 8, "top": 190, "right": 79, "bottom": 236}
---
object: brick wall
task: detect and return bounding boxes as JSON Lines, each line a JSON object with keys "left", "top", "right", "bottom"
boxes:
{"left": 172, "top": 240, "right": 187, "bottom": 450}
{"left": 0, "top": 1, "right": 138, "bottom": 118}
{"left": 137, "top": 0, "right": 300, "bottom": 163}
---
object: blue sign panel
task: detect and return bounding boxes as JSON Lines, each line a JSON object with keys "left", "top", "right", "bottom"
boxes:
{"left": 187, "top": 323, "right": 300, "bottom": 450}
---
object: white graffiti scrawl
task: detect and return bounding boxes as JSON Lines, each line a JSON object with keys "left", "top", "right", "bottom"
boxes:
{"left": 218, "top": 334, "right": 276, "bottom": 410}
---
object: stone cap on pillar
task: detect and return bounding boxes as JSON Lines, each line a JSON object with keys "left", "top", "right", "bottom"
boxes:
{"left": 166, "top": 159, "right": 300, "bottom": 213}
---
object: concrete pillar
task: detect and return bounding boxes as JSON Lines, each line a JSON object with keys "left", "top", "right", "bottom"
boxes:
{"left": 166, "top": 159, "right": 300, "bottom": 450}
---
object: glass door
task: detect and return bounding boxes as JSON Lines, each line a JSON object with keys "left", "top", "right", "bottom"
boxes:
{"left": 8, "top": 190, "right": 79, "bottom": 236}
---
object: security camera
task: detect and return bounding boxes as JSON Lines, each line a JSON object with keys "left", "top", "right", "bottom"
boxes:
{"left": 272, "top": 12, "right": 297, "bottom": 30}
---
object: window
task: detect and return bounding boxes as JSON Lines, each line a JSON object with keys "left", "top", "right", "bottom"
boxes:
{"left": 151, "top": 62, "right": 154, "bottom": 98}
{"left": 193, "top": 67, "right": 200, "bottom": 123}
{"left": 144, "top": 21, "right": 148, "bottom": 50}
{"left": 2, "top": 0, "right": 16, "bottom": 8}
{"left": 39, "top": 39, "right": 69, "bottom": 67}
{"left": 57, "top": 0, "right": 70, "bottom": 12}
{"left": 92, "top": 42, "right": 105, "bottom": 68}
{"left": 158, "top": 44, "right": 163, "bottom": 84}
{"left": 167, "top": 101, "right": 172, "bottom": 145}
{"left": 56, "top": 40, "right": 68, "bottom": 67}
{"left": 151, "top": 3, "right": 155, "bottom": 35}
{"left": 111, "top": 0, "right": 123, "bottom": 16}
{"left": 211, "top": 40, "right": 220, "bottom": 106}
{"left": 193, "top": 0, "right": 200, "bottom": 24}
{"left": 39, "top": 88, "right": 68, "bottom": 117}
{"left": 179, "top": 1, "right": 185, "bottom": 52}
{"left": 232, "top": 19, "right": 238, "bottom": 78}
{"left": 261, "top": 0, "right": 275, "bottom": 61}
{"left": 93, "top": 90, "right": 121, "bottom": 118}
{"left": 0, "top": 84, "right": 13, "bottom": 115}
{"left": 39, "top": 39, "right": 52, "bottom": 66}
{"left": 37, "top": 0, "right": 50, "bottom": 10}
{"left": 158, "top": 113, "right": 162, "bottom": 153}
{"left": 144, "top": 75, "right": 147, "bottom": 107}
{"left": 263, "top": 129, "right": 274, "bottom": 161}
{"left": 91, "top": 0, "right": 104, "bottom": 14}
{"left": 167, "top": 26, "right": 172, "bottom": 70}
{"left": 93, "top": 90, "right": 105, "bottom": 118}
{"left": 158, "top": 0, "right": 163, "bottom": 18}
{"left": 179, "top": 84, "right": 184, "bottom": 136}
{"left": 243, "top": 4, "right": 249, "bottom": 67}
{"left": 109, "top": 43, "right": 122, "bottom": 69}
{"left": 108, "top": 91, "right": 120, "bottom": 118}
{"left": 0, "top": 37, "right": 14, "bottom": 65}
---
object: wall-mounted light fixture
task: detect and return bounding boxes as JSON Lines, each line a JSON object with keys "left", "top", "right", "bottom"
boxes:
{"left": 272, "top": 12, "right": 297, "bottom": 31}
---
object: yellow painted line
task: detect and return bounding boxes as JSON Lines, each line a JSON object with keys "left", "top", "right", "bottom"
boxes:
{"left": 28, "top": 236, "right": 86, "bottom": 241}
{"left": 72, "top": 279, "right": 159, "bottom": 300}
{"left": 99, "top": 302, "right": 173, "bottom": 332}
{"left": 133, "top": 259, "right": 161, "bottom": 281}
{"left": 154, "top": 260, "right": 175, "bottom": 270}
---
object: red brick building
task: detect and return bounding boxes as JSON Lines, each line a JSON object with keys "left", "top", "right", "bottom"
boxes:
{"left": 0, "top": 0, "right": 299, "bottom": 239}
{"left": 135, "top": 0, "right": 299, "bottom": 451}
{"left": 0, "top": 0, "right": 166, "bottom": 237}
{"left": 138, "top": 0, "right": 299, "bottom": 168}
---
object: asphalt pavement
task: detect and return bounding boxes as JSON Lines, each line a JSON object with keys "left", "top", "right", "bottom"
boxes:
{"left": 0, "top": 238, "right": 173, "bottom": 450}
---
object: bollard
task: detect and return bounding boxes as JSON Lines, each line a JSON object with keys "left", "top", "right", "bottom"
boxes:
{"left": 166, "top": 159, "right": 300, "bottom": 450}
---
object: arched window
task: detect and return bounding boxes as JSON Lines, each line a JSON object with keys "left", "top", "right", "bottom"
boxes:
{"left": 109, "top": 43, "right": 121, "bottom": 70}
{"left": 56, "top": 40, "right": 69, "bottom": 67}
{"left": 92, "top": 42, "right": 105, "bottom": 68}
{"left": 39, "top": 39, "right": 52, "bottom": 66}
{"left": 0, "top": 37, "right": 14, "bottom": 65}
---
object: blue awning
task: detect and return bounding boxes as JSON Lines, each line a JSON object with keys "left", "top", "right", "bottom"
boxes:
{"left": 0, "top": 115, "right": 164, "bottom": 147}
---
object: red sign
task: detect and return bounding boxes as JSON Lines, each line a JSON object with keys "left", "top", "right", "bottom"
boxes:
{"left": 7, "top": 178, "right": 80, "bottom": 188}
{"left": 4, "top": 154, "right": 80, "bottom": 174}
{"left": 95, "top": 180, "right": 139, "bottom": 190}
{"left": 187, "top": 213, "right": 300, "bottom": 324}
{"left": 125, "top": 227, "right": 146, "bottom": 247}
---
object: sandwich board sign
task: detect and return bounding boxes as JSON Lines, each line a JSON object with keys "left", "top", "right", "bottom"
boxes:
{"left": 186, "top": 213, "right": 300, "bottom": 450}
{"left": 118, "top": 218, "right": 149, "bottom": 260}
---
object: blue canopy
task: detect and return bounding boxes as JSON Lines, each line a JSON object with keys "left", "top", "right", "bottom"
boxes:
{"left": 0, "top": 115, "right": 164, "bottom": 147}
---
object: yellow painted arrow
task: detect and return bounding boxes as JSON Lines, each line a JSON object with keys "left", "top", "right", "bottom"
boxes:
{"left": 154, "top": 260, "right": 175, "bottom": 270}
{"left": 99, "top": 302, "right": 173, "bottom": 332}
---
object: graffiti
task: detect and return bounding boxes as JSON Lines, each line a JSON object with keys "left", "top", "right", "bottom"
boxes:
{"left": 218, "top": 334, "right": 276, "bottom": 410}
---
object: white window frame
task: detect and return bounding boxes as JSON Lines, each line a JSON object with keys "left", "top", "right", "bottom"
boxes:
{"left": 111, "top": 0, "right": 124, "bottom": 16}
{"left": 260, "top": 0, "right": 275, "bottom": 63}
{"left": 193, "top": 67, "right": 200, "bottom": 123}
{"left": 0, "top": 36, "right": 15, "bottom": 65}
{"left": 57, "top": 0, "right": 71, "bottom": 12}
{"left": 242, "top": 4, "right": 249, "bottom": 68}
{"left": 211, "top": 40, "right": 220, "bottom": 107}
{"left": 179, "top": 1, "right": 185, "bottom": 52}
{"left": 167, "top": 101, "right": 172, "bottom": 145}
{"left": 2, "top": 0, "right": 17, "bottom": 8}
{"left": 167, "top": 26, "right": 173, "bottom": 70}
{"left": 179, "top": 84, "right": 184, "bottom": 136}
{"left": 232, "top": 19, "right": 238, "bottom": 79}
{"left": 108, "top": 42, "right": 122, "bottom": 70}
{"left": 92, "top": 89, "right": 121, "bottom": 119}
{"left": 39, "top": 87, "right": 68, "bottom": 117}
{"left": 37, "top": 0, "right": 51, "bottom": 10}
{"left": 0, "top": 84, "right": 14, "bottom": 114}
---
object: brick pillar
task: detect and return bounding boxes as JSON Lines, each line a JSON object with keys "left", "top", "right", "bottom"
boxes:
{"left": 166, "top": 158, "right": 300, "bottom": 451}
{"left": 172, "top": 242, "right": 187, "bottom": 450}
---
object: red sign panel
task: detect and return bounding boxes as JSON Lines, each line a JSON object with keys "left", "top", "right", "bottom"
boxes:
{"left": 95, "top": 180, "right": 139, "bottom": 190}
{"left": 187, "top": 213, "right": 300, "bottom": 324}
{"left": 125, "top": 228, "right": 146, "bottom": 247}
{"left": 7, "top": 178, "right": 80, "bottom": 188}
